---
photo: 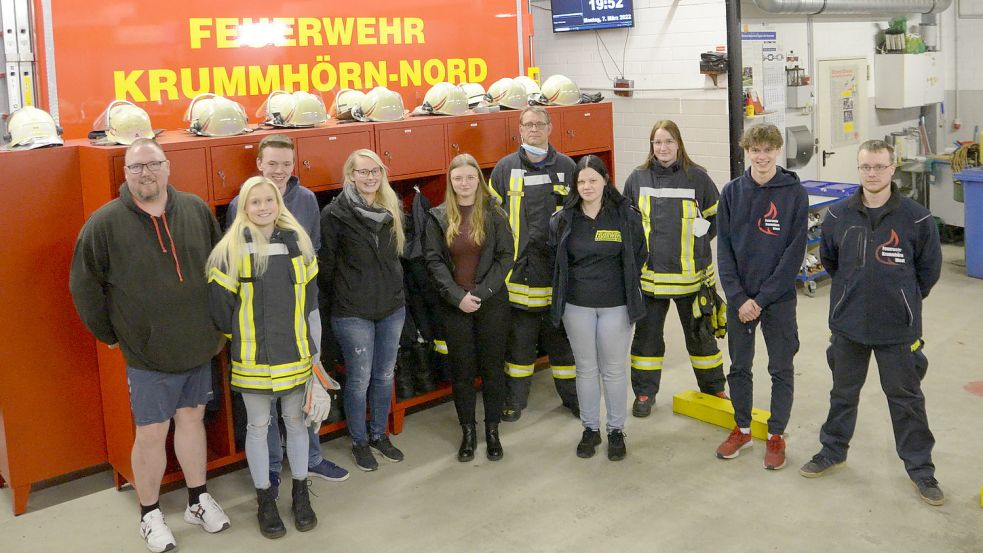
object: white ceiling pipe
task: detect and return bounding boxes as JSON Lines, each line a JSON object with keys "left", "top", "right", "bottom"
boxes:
{"left": 751, "top": 0, "right": 952, "bottom": 15}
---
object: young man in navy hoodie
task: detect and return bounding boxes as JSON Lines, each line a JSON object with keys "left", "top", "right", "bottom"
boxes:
{"left": 799, "top": 140, "right": 943, "bottom": 506}
{"left": 714, "top": 124, "right": 808, "bottom": 470}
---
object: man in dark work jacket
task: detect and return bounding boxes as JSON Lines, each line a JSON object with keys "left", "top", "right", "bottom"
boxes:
{"left": 799, "top": 139, "right": 944, "bottom": 507}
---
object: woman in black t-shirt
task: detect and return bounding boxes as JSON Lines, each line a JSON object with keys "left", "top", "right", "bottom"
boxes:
{"left": 549, "top": 155, "right": 646, "bottom": 461}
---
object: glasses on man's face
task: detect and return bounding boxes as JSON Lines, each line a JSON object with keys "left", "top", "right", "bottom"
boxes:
{"left": 651, "top": 139, "right": 677, "bottom": 148}
{"left": 125, "top": 161, "right": 166, "bottom": 174}
{"left": 353, "top": 168, "right": 382, "bottom": 178}
{"left": 858, "top": 164, "right": 892, "bottom": 173}
{"left": 520, "top": 122, "right": 549, "bottom": 130}
{"left": 451, "top": 175, "right": 479, "bottom": 184}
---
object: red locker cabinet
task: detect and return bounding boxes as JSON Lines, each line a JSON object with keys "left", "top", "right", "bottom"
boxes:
{"left": 0, "top": 146, "right": 107, "bottom": 514}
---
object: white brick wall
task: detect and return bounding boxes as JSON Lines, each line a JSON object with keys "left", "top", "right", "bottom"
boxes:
{"left": 530, "top": 0, "right": 732, "bottom": 187}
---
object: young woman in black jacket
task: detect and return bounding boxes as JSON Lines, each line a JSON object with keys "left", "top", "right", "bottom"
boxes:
{"left": 319, "top": 149, "right": 407, "bottom": 472}
{"left": 424, "top": 153, "right": 514, "bottom": 462}
{"left": 550, "top": 155, "right": 646, "bottom": 461}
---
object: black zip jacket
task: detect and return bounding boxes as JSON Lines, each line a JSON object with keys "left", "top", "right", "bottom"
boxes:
{"left": 548, "top": 188, "right": 647, "bottom": 326}
{"left": 319, "top": 191, "right": 405, "bottom": 320}
{"left": 70, "top": 184, "right": 222, "bottom": 373}
{"left": 423, "top": 202, "right": 515, "bottom": 306}
{"left": 717, "top": 167, "right": 808, "bottom": 308}
{"left": 821, "top": 186, "right": 941, "bottom": 346}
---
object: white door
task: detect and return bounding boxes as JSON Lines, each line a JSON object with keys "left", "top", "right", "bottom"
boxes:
{"left": 816, "top": 58, "right": 868, "bottom": 183}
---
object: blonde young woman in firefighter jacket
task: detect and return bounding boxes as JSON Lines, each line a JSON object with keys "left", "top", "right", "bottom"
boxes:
{"left": 207, "top": 176, "right": 327, "bottom": 539}
{"left": 489, "top": 106, "right": 579, "bottom": 421}
{"left": 622, "top": 120, "right": 726, "bottom": 418}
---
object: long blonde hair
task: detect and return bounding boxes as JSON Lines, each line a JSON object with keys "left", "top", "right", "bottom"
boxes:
{"left": 343, "top": 149, "right": 405, "bottom": 253}
{"left": 207, "top": 176, "right": 315, "bottom": 278}
{"left": 444, "top": 153, "right": 487, "bottom": 247}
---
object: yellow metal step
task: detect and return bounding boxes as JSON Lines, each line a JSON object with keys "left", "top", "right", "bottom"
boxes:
{"left": 672, "top": 390, "right": 771, "bottom": 440}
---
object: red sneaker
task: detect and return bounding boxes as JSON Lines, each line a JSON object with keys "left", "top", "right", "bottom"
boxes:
{"left": 764, "top": 434, "right": 787, "bottom": 470}
{"left": 716, "top": 427, "right": 752, "bottom": 459}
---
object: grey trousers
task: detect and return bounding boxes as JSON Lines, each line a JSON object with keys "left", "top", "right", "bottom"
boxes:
{"left": 243, "top": 387, "right": 308, "bottom": 488}
{"left": 562, "top": 303, "right": 632, "bottom": 432}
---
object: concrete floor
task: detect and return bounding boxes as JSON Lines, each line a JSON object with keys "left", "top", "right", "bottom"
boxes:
{"left": 2, "top": 244, "right": 983, "bottom": 552}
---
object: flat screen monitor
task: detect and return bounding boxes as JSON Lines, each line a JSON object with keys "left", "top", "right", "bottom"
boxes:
{"left": 551, "top": 0, "right": 635, "bottom": 33}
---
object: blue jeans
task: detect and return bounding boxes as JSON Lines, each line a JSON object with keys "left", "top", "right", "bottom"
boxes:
{"left": 332, "top": 307, "right": 405, "bottom": 444}
{"left": 268, "top": 401, "right": 323, "bottom": 473}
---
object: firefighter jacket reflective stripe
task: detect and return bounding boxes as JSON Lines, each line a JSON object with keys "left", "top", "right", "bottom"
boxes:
{"left": 821, "top": 186, "right": 941, "bottom": 346}
{"left": 623, "top": 162, "right": 720, "bottom": 298}
{"left": 209, "top": 229, "right": 317, "bottom": 394}
{"left": 489, "top": 144, "right": 576, "bottom": 310}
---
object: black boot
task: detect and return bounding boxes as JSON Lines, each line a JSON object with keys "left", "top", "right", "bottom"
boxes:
{"left": 291, "top": 479, "right": 317, "bottom": 532}
{"left": 256, "top": 486, "right": 286, "bottom": 539}
{"left": 395, "top": 348, "right": 416, "bottom": 400}
{"left": 485, "top": 422, "right": 504, "bottom": 461}
{"left": 411, "top": 342, "right": 436, "bottom": 394}
{"left": 458, "top": 423, "right": 476, "bottom": 462}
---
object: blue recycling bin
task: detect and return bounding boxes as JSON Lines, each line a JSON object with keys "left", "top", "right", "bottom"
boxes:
{"left": 954, "top": 168, "right": 983, "bottom": 279}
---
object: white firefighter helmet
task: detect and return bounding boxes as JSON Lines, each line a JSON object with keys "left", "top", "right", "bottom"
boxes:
{"left": 94, "top": 100, "right": 155, "bottom": 145}
{"left": 486, "top": 78, "right": 528, "bottom": 110}
{"left": 513, "top": 75, "right": 541, "bottom": 99}
{"left": 422, "top": 82, "right": 468, "bottom": 116}
{"left": 539, "top": 74, "right": 581, "bottom": 106}
{"left": 352, "top": 87, "right": 405, "bottom": 122}
{"left": 3, "top": 106, "right": 63, "bottom": 149}
{"left": 184, "top": 94, "right": 250, "bottom": 136}
{"left": 458, "top": 82, "right": 486, "bottom": 108}
{"left": 259, "top": 90, "right": 327, "bottom": 127}
{"left": 330, "top": 88, "right": 365, "bottom": 120}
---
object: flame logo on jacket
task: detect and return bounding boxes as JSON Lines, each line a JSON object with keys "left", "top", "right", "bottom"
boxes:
{"left": 757, "top": 201, "right": 780, "bottom": 236}
{"left": 875, "top": 229, "right": 906, "bottom": 265}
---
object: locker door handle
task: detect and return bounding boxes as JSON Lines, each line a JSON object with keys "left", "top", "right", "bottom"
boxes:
{"left": 384, "top": 150, "right": 392, "bottom": 160}
{"left": 452, "top": 143, "right": 460, "bottom": 151}
{"left": 217, "top": 170, "right": 226, "bottom": 186}
{"left": 303, "top": 160, "right": 312, "bottom": 170}
{"left": 822, "top": 150, "right": 836, "bottom": 167}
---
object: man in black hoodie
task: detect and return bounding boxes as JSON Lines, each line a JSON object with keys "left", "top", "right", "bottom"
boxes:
{"left": 714, "top": 124, "right": 808, "bottom": 471}
{"left": 799, "top": 140, "right": 943, "bottom": 506}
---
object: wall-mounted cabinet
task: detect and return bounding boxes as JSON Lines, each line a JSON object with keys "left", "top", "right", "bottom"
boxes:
{"left": 874, "top": 53, "right": 944, "bottom": 109}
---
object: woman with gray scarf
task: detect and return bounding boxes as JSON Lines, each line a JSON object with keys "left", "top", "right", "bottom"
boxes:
{"left": 319, "top": 149, "right": 408, "bottom": 472}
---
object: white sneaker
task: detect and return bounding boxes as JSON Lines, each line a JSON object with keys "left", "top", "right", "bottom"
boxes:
{"left": 140, "top": 509, "right": 177, "bottom": 553}
{"left": 183, "top": 492, "right": 231, "bottom": 533}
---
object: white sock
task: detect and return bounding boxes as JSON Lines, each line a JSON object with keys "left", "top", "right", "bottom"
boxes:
{"left": 740, "top": 427, "right": 750, "bottom": 435}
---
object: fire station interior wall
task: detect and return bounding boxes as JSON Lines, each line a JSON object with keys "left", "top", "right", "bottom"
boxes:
{"left": 530, "top": 0, "right": 730, "bottom": 187}
{"left": 940, "top": 6, "right": 983, "bottom": 146}
{"left": 531, "top": 0, "right": 974, "bottom": 186}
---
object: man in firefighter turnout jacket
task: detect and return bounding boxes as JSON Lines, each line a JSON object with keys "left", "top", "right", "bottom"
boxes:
{"left": 489, "top": 106, "right": 579, "bottom": 421}
{"left": 623, "top": 121, "right": 727, "bottom": 418}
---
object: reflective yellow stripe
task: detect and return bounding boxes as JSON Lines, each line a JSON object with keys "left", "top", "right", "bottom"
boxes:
{"left": 551, "top": 364, "right": 576, "bottom": 379}
{"left": 208, "top": 267, "right": 237, "bottom": 293}
{"left": 231, "top": 359, "right": 313, "bottom": 393}
{"left": 433, "top": 340, "right": 448, "bottom": 355}
{"left": 488, "top": 182, "right": 503, "bottom": 204}
{"left": 553, "top": 184, "right": 569, "bottom": 195}
{"left": 291, "top": 256, "right": 310, "bottom": 359}
{"left": 910, "top": 339, "right": 922, "bottom": 352}
{"left": 506, "top": 362, "right": 535, "bottom": 377}
{"left": 690, "top": 353, "right": 724, "bottom": 370}
{"left": 238, "top": 255, "right": 257, "bottom": 363}
{"left": 680, "top": 200, "right": 696, "bottom": 275}
{"left": 639, "top": 194, "right": 653, "bottom": 256}
{"left": 631, "top": 355, "right": 664, "bottom": 371}
{"left": 304, "top": 257, "right": 318, "bottom": 283}
{"left": 702, "top": 201, "right": 719, "bottom": 218}
{"left": 505, "top": 281, "right": 553, "bottom": 307}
